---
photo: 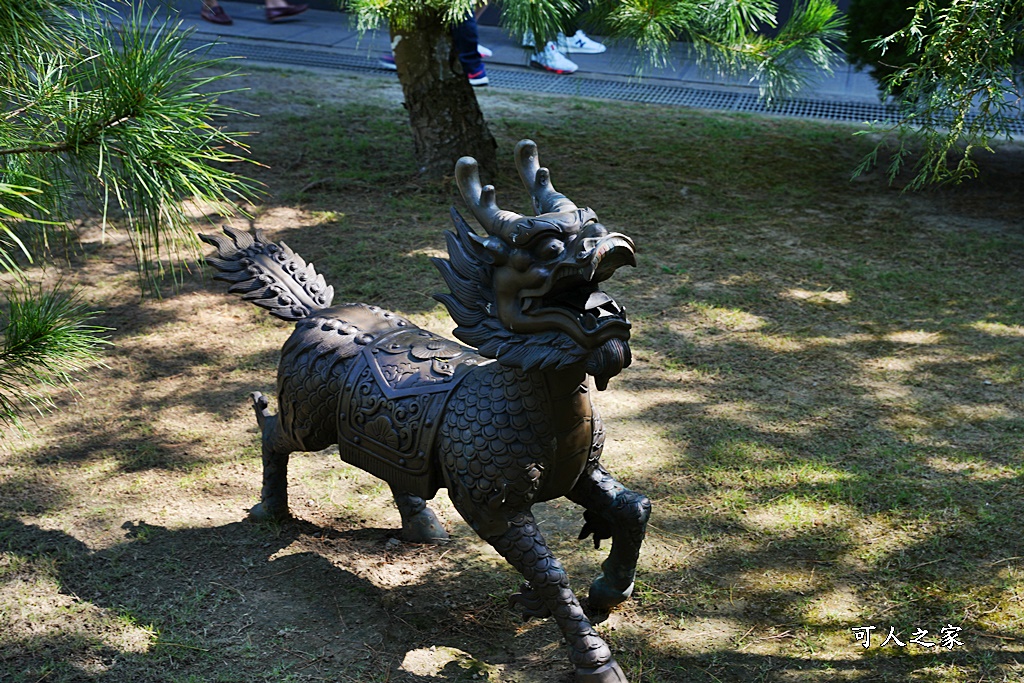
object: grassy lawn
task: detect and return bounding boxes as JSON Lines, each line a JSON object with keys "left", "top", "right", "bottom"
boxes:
{"left": 1, "top": 66, "right": 1022, "bottom": 683}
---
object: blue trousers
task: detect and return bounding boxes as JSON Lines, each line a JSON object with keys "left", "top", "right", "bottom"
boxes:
{"left": 452, "top": 14, "right": 483, "bottom": 74}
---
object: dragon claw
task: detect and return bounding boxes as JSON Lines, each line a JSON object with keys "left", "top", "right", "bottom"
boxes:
{"left": 578, "top": 511, "right": 613, "bottom": 550}
{"left": 509, "top": 583, "right": 552, "bottom": 621}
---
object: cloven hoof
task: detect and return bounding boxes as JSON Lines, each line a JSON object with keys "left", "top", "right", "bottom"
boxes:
{"left": 400, "top": 508, "right": 450, "bottom": 543}
{"left": 247, "top": 501, "right": 290, "bottom": 523}
{"left": 576, "top": 659, "right": 628, "bottom": 683}
{"left": 588, "top": 574, "right": 634, "bottom": 613}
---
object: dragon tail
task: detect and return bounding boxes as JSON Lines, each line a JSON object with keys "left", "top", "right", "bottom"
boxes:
{"left": 199, "top": 226, "right": 335, "bottom": 322}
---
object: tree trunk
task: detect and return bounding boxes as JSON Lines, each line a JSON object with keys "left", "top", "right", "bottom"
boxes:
{"left": 390, "top": 14, "right": 498, "bottom": 178}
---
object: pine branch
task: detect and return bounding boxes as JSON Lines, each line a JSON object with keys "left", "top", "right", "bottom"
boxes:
{"left": 0, "top": 284, "right": 110, "bottom": 429}
{"left": 585, "top": 0, "right": 845, "bottom": 102}
{"left": 0, "top": 115, "right": 134, "bottom": 156}
{"left": 0, "top": 1, "right": 260, "bottom": 432}
{"left": 1, "top": 3, "right": 260, "bottom": 292}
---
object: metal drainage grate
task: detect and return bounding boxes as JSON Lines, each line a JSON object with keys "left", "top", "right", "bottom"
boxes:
{"left": 187, "top": 38, "right": 1024, "bottom": 134}
{"left": 188, "top": 39, "right": 384, "bottom": 74}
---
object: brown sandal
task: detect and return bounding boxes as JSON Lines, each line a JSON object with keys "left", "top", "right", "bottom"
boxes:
{"left": 200, "top": 4, "right": 233, "bottom": 25}
{"left": 265, "top": 3, "right": 307, "bottom": 22}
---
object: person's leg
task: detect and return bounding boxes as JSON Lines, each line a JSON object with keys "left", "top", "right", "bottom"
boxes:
{"left": 452, "top": 15, "right": 484, "bottom": 74}
{"left": 452, "top": 14, "right": 489, "bottom": 85}
{"left": 473, "top": 3, "right": 493, "bottom": 56}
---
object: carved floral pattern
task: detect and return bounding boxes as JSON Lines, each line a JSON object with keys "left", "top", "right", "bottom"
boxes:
{"left": 347, "top": 365, "right": 421, "bottom": 452}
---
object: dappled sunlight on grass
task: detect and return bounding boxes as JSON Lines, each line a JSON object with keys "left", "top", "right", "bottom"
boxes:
{"left": 691, "top": 302, "right": 769, "bottom": 331}
{"left": 403, "top": 245, "right": 448, "bottom": 260}
{"left": 600, "top": 418, "right": 685, "bottom": 484}
{"left": 4, "top": 67, "right": 1023, "bottom": 682}
{"left": 793, "top": 333, "right": 875, "bottom": 348}
{"left": 924, "top": 455, "right": 1020, "bottom": 480}
{"left": 883, "top": 330, "right": 944, "bottom": 345}
{"left": 864, "top": 355, "right": 922, "bottom": 374}
{"left": 741, "top": 496, "right": 856, "bottom": 536}
{"left": 703, "top": 439, "right": 791, "bottom": 468}
{"left": 701, "top": 400, "right": 774, "bottom": 427}
{"left": 802, "top": 584, "right": 868, "bottom": 627}
{"left": 0, "top": 558, "right": 159, "bottom": 665}
{"left": 399, "top": 645, "right": 500, "bottom": 679}
{"left": 970, "top": 321, "right": 1024, "bottom": 338}
{"left": 782, "top": 288, "right": 852, "bottom": 306}
{"left": 943, "top": 402, "right": 1019, "bottom": 425}
{"left": 740, "top": 331, "right": 807, "bottom": 353}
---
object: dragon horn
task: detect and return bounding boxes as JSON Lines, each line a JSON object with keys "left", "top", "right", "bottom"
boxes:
{"left": 514, "top": 139, "right": 578, "bottom": 216}
{"left": 455, "top": 155, "right": 524, "bottom": 236}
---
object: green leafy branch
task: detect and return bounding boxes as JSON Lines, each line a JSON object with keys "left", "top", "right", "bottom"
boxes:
{"left": 0, "top": 285, "right": 110, "bottom": 430}
{"left": 587, "top": 0, "right": 846, "bottom": 103}
{"left": 855, "top": 0, "right": 1024, "bottom": 189}
{"left": 0, "top": 0, "right": 259, "bottom": 431}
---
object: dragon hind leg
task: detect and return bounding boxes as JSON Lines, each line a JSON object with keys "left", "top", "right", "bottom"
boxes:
{"left": 248, "top": 392, "right": 292, "bottom": 522}
{"left": 390, "top": 486, "right": 449, "bottom": 543}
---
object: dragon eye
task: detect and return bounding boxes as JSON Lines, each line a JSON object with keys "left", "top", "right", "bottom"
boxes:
{"left": 535, "top": 237, "right": 565, "bottom": 260}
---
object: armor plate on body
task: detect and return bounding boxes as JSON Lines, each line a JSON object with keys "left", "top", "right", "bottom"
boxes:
{"left": 338, "top": 327, "right": 492, "bottom": 499}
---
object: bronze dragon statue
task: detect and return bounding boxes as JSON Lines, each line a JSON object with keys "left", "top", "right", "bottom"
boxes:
{"left": 200, "top": 141, "right": 651, "bottom": 683}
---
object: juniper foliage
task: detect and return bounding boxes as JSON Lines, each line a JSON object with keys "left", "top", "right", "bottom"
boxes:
{"left": 853, "top": 0, "right": 1024, "bottom": 188}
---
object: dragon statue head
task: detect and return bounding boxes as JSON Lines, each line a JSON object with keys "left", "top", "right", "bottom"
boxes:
{"left": 433, "top": 140, "right": 635, "bottom": 390}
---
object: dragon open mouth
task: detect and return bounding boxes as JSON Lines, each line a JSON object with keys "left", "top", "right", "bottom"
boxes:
{"left": 520, "top": 233, "right": 634, "bottom": 344}
{"left": 446, "top": 140, "right": 638, "bottom": 380}
{"left": 532, "top": 285, "right": 627, "bottom": 333}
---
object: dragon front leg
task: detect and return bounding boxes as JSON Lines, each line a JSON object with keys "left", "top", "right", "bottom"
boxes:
{"left": 569, "top": 461, "right": 652, "bottom": 617}
{"left": 488, "top": 513, "right": 628, "bottom": 683}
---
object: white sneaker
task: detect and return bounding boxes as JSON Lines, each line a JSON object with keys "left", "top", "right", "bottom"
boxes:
{"left": 466, "top": 65, "right": 489, "bottom": 87}
{"left": 478, "top": 44, "right": 493, "bottom": 58}
{"left": 522, "top": 31, "right": 535, "bottom": 48}
{"left": 530, "top": 42, "right": 578, "bottom": 74}
{"left": 557, "top": 30, "right": 606, "bottom": 54}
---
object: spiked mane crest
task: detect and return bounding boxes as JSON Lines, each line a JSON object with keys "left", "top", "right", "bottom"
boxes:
{"left": 431, "top": 208, "right": 591, "bottom": 371}
{"left": 428, "top": 139, "right": 628, "bottom": 372}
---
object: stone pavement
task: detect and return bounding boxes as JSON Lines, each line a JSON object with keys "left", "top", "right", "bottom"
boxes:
{"left": 147, "top": 1, "right": 884, "bottom": 107}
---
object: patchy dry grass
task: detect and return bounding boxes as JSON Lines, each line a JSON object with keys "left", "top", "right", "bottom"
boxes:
{"left": 1, "top": 66, "right": 1022, "bottom": 683}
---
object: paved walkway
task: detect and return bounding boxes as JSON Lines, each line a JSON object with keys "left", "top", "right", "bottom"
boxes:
{"left": 151, "top": 1, "right": 885, "bottom": 110}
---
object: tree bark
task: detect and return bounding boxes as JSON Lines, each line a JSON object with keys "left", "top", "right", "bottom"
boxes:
{"left": 390, "top": 14, "right": 498, "bottom": 178}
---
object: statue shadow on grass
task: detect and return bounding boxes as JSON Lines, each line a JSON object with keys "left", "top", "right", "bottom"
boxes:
{"left": 5, "top": 507, "right": 1021, "bottom": 683}
{"left": 0, "top": 515, "right": 577, "bottom": 682}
